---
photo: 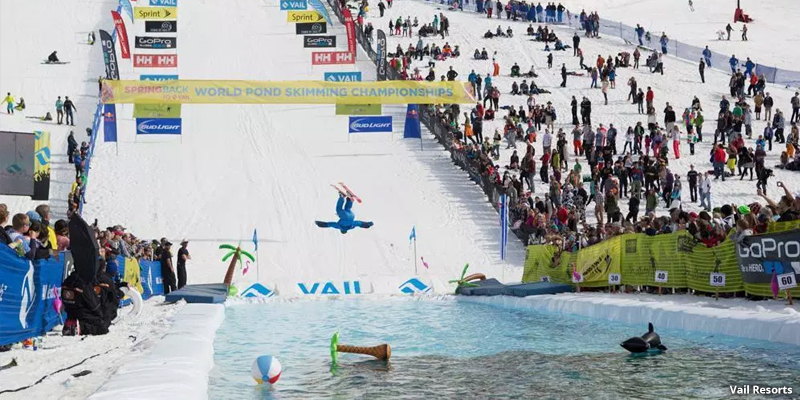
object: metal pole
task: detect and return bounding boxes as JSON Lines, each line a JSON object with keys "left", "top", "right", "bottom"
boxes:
{"left": 413, "top": 239, "right": 418, "bottom": 275}
{"left": 255, "top": 248, "right": 261, "bottom": 284}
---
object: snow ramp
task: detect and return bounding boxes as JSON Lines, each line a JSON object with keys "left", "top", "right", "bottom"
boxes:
{"left": 82, "top": 0, "right": 524, "bottom": 295}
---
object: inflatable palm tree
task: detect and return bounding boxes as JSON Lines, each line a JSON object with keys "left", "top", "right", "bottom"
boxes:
{"left": 219, "top": 244, "right": 255, "bottom": 290}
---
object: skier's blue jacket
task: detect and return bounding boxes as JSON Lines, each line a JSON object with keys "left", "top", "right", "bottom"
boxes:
{"left": 316, "top": 195, "right": 373, "bottom": 234}
{"left": 729, "top": 56, "right": 739, "bottom": 68}
{"left": 745, "top": 60, "right": 755, "bottom": 72}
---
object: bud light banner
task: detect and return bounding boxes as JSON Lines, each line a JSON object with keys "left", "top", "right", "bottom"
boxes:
{"left": 736, "top": 229, "right": 800, "bottom": 284}
{"left": 349, "top": 116, "right": 392, "bottom": 133}
{"left": 103, "top": 104, "right": 118, "bottom": 142}
{"left": 136, "top": 118, "right": 182, "bottom": 135}
{"left": 0, "top": 246, "right": 65, "bottom": 347}
{"left": 308, "top": 0, "right": 332, "bottom": 25}
{"left": 100, "top": 30, "right": 120, "bottom": 80}
{"left": 111, "top": 10, "right": 131, "bottom": 59}
{"left": 377, "top": 30, "right": 387, "bottom": 81}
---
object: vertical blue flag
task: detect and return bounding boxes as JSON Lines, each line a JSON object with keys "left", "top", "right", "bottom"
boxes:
{"left": 409, "top": 226, "right": 416, "bottom": 243}
{"left": 308, "top": 0, "right": 333, "bottom": 25}
{"left": 120, "top": 0, "right": 134, "bottom": 22}
{"left": 103, "top": 104, "right": 117, "bottom": 143}
{"left": 403, "top": 104, "right": 421, "bottom": 139}
{"left": 252, "top": 228, "right": 258, "bottom": 251}
{"left": 500, "top": 194, "right": 508, "bottom": 260}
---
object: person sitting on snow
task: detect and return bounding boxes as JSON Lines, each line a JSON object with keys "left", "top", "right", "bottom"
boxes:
{"left": 484, "top": 30, "right": 494, "bottom": 39}
{"left": 506, "top": 26, "right": 514, "bottom": 38}
{"left": 474, "top": 48, "right": 482, "bottom": 59}
{"left": 315, "top": 193, "right": 374, "bottom": 234}
{"left": 14, "top": 98, "right": 25, "bottom": 111}
{"left": 47, "top": 51, "right": 59, "bottom": 63}
{"left": 511, "top": 63, "right": 521, "bottom": 77}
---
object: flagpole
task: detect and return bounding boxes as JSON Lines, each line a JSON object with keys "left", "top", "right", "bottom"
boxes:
{"left": 413, "top": 238, "right": 418, "bottom": 275}
{"left": 256, "top": 248, "right": 261, "bottom": 284}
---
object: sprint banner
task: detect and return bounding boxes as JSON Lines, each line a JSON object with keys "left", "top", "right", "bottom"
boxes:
{"left": 101, "top": 80, "right": 475, "bottom": 105}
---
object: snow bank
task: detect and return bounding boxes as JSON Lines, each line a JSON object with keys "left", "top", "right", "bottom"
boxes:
{"left": 459, "top": 294, "right": 800, "bottom": 346}
{"left": 89, "top": 304, "right": 225, "bottom": 400}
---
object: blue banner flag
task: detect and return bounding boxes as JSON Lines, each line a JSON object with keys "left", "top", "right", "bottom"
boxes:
{"left": 308, "top": 0, "right": 333, "bottom": 25}
{"left": 253, "top": 228, "right": 258, "bottom": 251}
{"left": 136, "top": 118, "right": 182, "bottom": 135}
{"left": 409, "top": 225, "right": 416, "bottom": 243}
{"left": 103, "top": 104, "right": 118, "bottom": 142}
{"left": 120, "top": 0, "right": 134, "bottom": 21}
{"left": 403, "top": 104, "right": 421, "bottom": 139}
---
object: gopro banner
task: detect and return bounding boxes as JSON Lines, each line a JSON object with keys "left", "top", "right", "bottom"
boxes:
{"left": 736, "top": 229, "right": 800, "bottom": 284}
{"left": 103, "top": 104, "right": 118, "bottom": 142}
{"left": 296, "top": 22, "right": 326, "bottom": 34}
{"left": 136, "top": 118, "right": 182, "bottom": 135}
{"left": 280, "top": 0, "right": 307, "bottom": 10}
{"left": 135, "top": 36, "right": 177, "bottom": 49}
{"left": 349, "top": 116, "right": 392, "bottom": 133}
{"left": 324, "top": 72, "right": 361, "bottom": 82}
{"left": 102, "top": 80, "right": 475, "bottom": 105}
{"left": 100, "top": 30, "right": 120, "bottom": 80}
{"left": 304, "top": 35, "right": 336, "bottom": 48}
{"left": 377, "top": 30, "right": 387, "bottom": 81}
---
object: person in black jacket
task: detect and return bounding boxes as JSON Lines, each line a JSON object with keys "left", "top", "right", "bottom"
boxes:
{"left": 687, "top": 165, "right": 698, "bottom": 202}
{"left": 561, "top": 64, "right": 567, "bottom": 87}
{"left": 699, "top": 58, "right": 706, "bottom": 83}
{"left": 446, "top": 66, "right": 458, "bottom": 81}
{"left": 571, "top": 96, "right": 578, "bottom": 125}
{"left": 572, "top": 32, "right": 580, "bottom": 56}
{"left": 63, "top": 96, "right": 76, "bottom": 126}
{"left": 160, "top": 241, "right": 177, "bottom": 294}
{"left": 67, "top": 131, "right": 78, "bottom": 163}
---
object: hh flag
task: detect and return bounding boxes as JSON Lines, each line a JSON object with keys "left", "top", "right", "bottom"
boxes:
{"left": 253, "top": 228, "right": 258, "bottom": 251}
{"left": 111, "top": 11, "right": 131, "bottom": 59}
{"left": 409, "top": 226, "right": 416, "bottom": 243}
{"left": 500, "top": 194, "right": 508, "bottom": 260}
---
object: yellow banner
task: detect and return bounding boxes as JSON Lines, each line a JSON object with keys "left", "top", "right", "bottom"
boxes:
{"left": 286, "top": 11, "right": 325, "bottom": 23}
{"left": 123, "top": 258, "right": 145, "bottom": 294}
{"left": 134, "top": 7, "right": 177, "bottom": 20}
{"left": 575, "top": 236, "right": 621, "bottom": 287}
{"left": 102, "top": 80, "right": 475, "bottom": 105}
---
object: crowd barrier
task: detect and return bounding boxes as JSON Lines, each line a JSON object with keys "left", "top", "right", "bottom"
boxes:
{"left": 523, "top": 222, "right": 800, "bottom": 298}
{"left": 0, "top": 248, "right": 164, "bottom": 347}
{"left": 415, "top": 0, "right": 800, "bottom": 88}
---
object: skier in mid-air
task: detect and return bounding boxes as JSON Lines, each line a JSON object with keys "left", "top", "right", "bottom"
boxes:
{"left": 315, "top": 192, "right": 373, "bottom": 234}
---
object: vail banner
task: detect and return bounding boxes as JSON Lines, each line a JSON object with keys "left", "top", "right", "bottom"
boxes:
{"left": 103, "top": 104, "right": 118, "bottom": 142}
{"left": 308, "top": 0, "right": 332, "bottom": 25}
{"left": 0, "top": 246, "right": 65, "bottom": 347}
{"left": 403, "top": 104, "right": 421, "bottom": 138}
{"left": 32, "top": 131, "right": 50, "bottom": 201}
{"left": 102, "top": 80, "right": 475, "bottom": 105}
{"left": 111, "top": 11, "right": 131, "bottom": 59}
{"left": 377, "top": 30, "right": 387, "bottom": 81}
{"left": 139, "top": 259, "right": 164, "bottom": 298}
{"left": 100, "top": 30, "right": 120, "bottom": 80}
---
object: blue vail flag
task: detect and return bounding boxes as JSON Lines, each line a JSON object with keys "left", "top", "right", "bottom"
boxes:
{"left": 253, "top": 228, "right": 258, "bottom": 251}
{"left": 500, "top": 194, "right": 508, "bottom": 260}
{"left": 409, "top": 225, "right": 416, "bottom": 243}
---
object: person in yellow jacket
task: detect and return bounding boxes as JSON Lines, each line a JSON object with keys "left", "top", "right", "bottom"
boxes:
{"left": 4, "top": 92, "right": 14, "bottom": 114}
{"left": 34, "top": 205, "right": 58, "bottom": 250}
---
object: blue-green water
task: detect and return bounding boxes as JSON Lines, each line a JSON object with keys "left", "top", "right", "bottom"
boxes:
{"left": 208, "top": 298, "right": 800, "bottom": 399}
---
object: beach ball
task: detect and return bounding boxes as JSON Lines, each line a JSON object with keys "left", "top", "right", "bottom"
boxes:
{"left": 251, "top": 355, "right": 282, "bottom": 385}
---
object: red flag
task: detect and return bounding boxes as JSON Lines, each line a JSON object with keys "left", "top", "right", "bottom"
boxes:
{"left": 342, "top": 8, "right": 356, "bottom": 55}
{"left": 111, "top": 10, "right": 131, "bottom": 59}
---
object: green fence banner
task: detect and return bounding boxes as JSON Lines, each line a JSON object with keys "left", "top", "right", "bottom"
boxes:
{"left": 133, "top": 104, "right": 182, "bottom": 118}
{"left": 335, "top": 103, "right": 381, "bottom": 115}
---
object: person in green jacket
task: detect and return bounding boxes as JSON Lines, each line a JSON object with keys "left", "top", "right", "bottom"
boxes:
{"left": 55, "top": 96, "right": 64, "bottom": 124}
{"left": 4, "top": 92, "right": 14, "bottom": 114}
{"left": 694, "top": 111, "right": 704, "bottom": 141}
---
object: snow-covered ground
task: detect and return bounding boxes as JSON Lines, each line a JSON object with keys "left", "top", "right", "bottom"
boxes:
{"left": 0, "top": 298, "right": 182, "bottom": 399}
{"left": 460, "top": 293, "right": 800, "bottom": 346}
{"left": 562, "top": 0, "right": 800, "bottom": 70}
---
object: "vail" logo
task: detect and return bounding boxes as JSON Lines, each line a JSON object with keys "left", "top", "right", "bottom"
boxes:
{"left": 398, "top": 278, "right": 431, "bottom": 294}
{"left": 242, "top": 283, "right": 275, "bottom": 298}
{"left": 298, "top": 281, "right": 362, "bottom": 295}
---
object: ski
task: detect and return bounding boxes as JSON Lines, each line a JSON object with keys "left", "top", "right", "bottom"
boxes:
{"left": 338, "top": 182, "right": 362, "bottom": 203}
{"left": 41, "top": 61, "right": 70, "bottom": 65}
{"left": 330, "top": 184, "right": 348, "bottom": 198}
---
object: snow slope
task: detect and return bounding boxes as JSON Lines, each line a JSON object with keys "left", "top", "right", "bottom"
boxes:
{"left": 81, "top": 0, "right": 525, "bottom": 292}
{"left": 374, "top": 0, "right": 799, "bottom": 225}
{"left": 0, "top": 0, "right": 116, "bottom": 219}
{"left": 562, "top": 0, "right": 800, "bottom": 70}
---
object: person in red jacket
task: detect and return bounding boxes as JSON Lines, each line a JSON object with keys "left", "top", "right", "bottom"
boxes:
{"left": 645, "top": 87, "right": 655, "bottom": 110}
{"left": 713, "top": 143, "right": 727, "bottom": 180}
